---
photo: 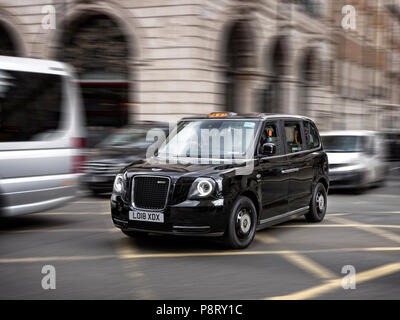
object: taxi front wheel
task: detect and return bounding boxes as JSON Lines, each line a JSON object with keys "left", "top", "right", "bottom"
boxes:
{"left": 223, "top": 196, "right": 257, "bottom": 249}
{"left": 305, "top": 182, "right": 327, "bottom": 223}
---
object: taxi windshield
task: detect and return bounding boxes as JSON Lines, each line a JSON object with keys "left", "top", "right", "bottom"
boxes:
{"left": 157, "top": 119, "right": 259, "bottom": 160}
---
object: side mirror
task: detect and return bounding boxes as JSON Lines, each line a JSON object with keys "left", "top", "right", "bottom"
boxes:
{"left": 262, "top": 143, "right": 276, "bottom": 156}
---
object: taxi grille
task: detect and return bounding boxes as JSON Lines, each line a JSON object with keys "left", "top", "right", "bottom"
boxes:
{"left": 133, "top": 176, "right": 170, "bottom": 210}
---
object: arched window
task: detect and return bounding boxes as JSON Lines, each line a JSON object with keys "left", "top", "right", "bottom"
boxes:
{"left": 58, "top": 13, "right": 131, "bottom": 128}
{"left": 0, "top": 22, "right": 18, "bottom": 56}
{"left": 298, "top": 48, "right": 320, "bottom": 115}
{"left": 223, "top": 20, "right": 255, "bottom": 112}
{"left": 262, "top": 36, "right": 288, "bottom": 114}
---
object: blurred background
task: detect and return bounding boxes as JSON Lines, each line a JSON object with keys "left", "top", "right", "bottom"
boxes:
{"left": 0, "top": 0, "right": 400, "bottom": 299}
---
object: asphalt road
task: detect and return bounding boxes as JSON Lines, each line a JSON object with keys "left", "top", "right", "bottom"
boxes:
{"left": 1, "top": 166, "right": 399, "bottom": 299}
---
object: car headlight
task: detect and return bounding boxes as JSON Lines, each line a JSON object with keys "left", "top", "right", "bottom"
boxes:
{"left": 188, "top": 177, "right": 216, "bottom": 199}
{"left": 113, "top": 174, "right": 124, "bottom": 193}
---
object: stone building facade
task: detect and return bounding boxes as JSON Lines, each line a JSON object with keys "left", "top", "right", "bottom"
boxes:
{"left": 0, "top": 0, "right": 399, "bottom": 131}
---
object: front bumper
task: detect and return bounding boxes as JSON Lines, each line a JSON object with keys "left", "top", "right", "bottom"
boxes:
{"left": 111, "top": 195, "right": 227, "bottom": 236}
{"left": 328, "top": 170, "right": 366, "bottom": 189}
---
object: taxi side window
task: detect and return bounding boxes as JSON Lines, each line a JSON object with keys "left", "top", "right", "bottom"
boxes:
{"left": 304, "top": 121, "right": 320, "bottom": 149}
{"left": 284, "top": 122, "right": 303, "bottom": 153}
{"left": 258, "top": 123, "right": 281, "bottom": 155}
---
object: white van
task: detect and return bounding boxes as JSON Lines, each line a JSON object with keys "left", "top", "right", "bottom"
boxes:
{"left": 0, "top": 56, "right": 86, "bottom": 216}
{"left": 321, "top": 130, "right": 387, "bottom": 189}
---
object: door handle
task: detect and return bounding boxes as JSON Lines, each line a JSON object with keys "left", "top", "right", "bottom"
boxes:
{"left": 281, "top": 168, "right": 299, "bottom": 174}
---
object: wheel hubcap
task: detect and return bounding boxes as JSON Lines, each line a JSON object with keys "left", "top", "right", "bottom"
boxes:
{"left": 236, "top": 209, "right": 252, "bottom": 237}
{"left": 316, "top": 192, "right": 325, "bottom": 211}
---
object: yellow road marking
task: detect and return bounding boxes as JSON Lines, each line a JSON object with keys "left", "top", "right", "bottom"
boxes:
{"left": 283, "top": 251, "right": 336, "bottom": 280}
{"left": 256, "top": 233, "right": 279, "bottom": 244}
{"left": 0, "top": 247, "right": 399, "bottom": 264}
{"left": 0, "top": 255, "right": 115, "bottom": 264}
{"left": 117, "top": 237, "right": 140, "bottom": 258}
{"left": 266, "top": 262, "right": 400, "bottom": 300}
{"left": 328, "top": 216, "right": 400, "bottom": 243}
{"left": 117, "top": 247, "right": 400, "bottom": 260}
{"left": 118, "top": 250, "right": 287, "bottom": 260}
{"left": 116, "top": 238, "right": 156, "bottom": 298}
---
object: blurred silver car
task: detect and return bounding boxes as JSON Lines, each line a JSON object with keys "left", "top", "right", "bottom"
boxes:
{"left": 321, "top": 131, "right": 387, "bottom": 190}
{"left": 0, "top": 56, "right": 86, "bottom": 216}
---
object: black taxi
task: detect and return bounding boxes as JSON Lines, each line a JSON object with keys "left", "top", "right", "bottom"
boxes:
{"left": 111, "top": 113, "right": 329, "bottom": 249}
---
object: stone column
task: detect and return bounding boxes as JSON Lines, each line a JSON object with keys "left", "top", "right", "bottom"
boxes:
{"left": 233, "top": 69, "right": 264, "bottom": 114}
{"left": 279, "top": 75, "right": 299, "bottom": 115}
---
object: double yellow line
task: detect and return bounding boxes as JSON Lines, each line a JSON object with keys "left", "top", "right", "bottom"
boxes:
{"left": 0, "top": 246, "right": 399, "bottom": 264}
{"left": 266, "top": 262, "right": 400, "bottom": 300}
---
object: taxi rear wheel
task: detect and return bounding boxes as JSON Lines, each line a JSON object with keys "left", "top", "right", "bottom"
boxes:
{"left": 223, "top": 196, "right": 257, "bottom": 249}
{"left": 305, "top": 182, "right": 327, "bottom": 223}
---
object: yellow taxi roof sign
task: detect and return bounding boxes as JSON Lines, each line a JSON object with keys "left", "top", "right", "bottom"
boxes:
{"left": 208, "top": 112, "right": 237, "bottom": 118}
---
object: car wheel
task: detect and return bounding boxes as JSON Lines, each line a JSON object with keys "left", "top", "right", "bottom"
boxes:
{"left": 305, "top": 182, "right": 327, "bottom": 223}
{"left": 223, "top": 196, "right": 257, "bottom": 249}
{"left": 121, "top": 230, "right": 149, "bottom": 238}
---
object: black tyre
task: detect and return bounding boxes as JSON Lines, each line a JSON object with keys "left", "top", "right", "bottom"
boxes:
{"left": 223, "top": 196, "right": 257, "bottom": 249}
{"left": 121, "top": 230, "right": 149, "bottom": 238}
{"left": 305, "top": 182, "right": 327, "bottom": 223}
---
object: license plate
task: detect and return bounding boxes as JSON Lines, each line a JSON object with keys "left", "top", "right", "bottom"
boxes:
{"left": 129, "top": 210, "right": 164, "bottom": 223}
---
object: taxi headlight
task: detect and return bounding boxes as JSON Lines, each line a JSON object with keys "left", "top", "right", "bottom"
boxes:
{"left": 188, "top": 178, "right": 216, "bottom": 199}
{"left": 197, "top": 180, "right": 213, "bottom": 197}
{"left": 113, "top": 174, "right": 124, "bottom": 193}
